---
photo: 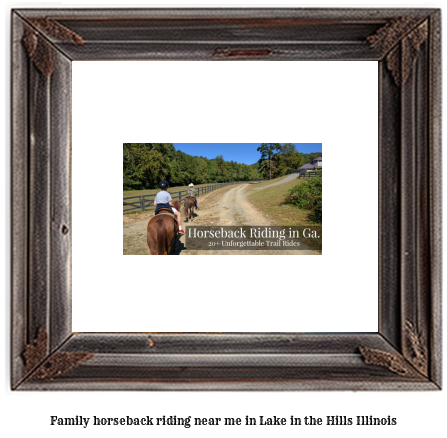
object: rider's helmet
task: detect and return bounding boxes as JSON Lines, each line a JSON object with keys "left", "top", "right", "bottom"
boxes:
{"left": 158, "top": 180, "right": 169, "bottom": 190}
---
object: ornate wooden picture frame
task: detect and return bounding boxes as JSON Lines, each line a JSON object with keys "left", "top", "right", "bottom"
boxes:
{"left": 11, "top": 8, "right": 441, "bottom": 390}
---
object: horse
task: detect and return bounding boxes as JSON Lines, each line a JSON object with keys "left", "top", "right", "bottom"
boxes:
{"left": 184, "top": 197, "right": 196, "bottom": 222}
{"left": 147, "top": 200, "right": 181, "bottom": 255}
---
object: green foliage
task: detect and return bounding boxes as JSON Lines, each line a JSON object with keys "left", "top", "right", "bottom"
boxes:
{"left": 307, "top": 197, "right": 322, "bottom": 223}
{"left": 123, "top": 143, "right": 262, "bottom": 190}
{"left": 257, "top": 143, "right": 307, "bottom": 179}
{"left": 272, "top": 143, "right": 304, "bottom": 177}
{"left": 285, "top": 176, "right": 322, "bottom": 223}
{"left": 301, "top": 151, "right": 322, "bottom": 165}
{"left": 140, "top": 149, "right": 169, "bottom": 189}
{"left": 257, "top": 143, "right": 279, "bottom": 180}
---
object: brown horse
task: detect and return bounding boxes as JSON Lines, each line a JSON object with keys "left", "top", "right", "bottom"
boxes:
{"left": 184, "top": 197, "right": 195, "bottom": 222}
{"left": 147, "top": 200, "right": 181, "bottom": 255}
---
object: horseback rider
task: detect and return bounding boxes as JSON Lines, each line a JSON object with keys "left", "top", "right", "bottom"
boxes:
{"left": 187, "top": 183, "right": 198, "bottom": 210}
{"left": 154, "top": 180, "right": 185, "bottom": 235}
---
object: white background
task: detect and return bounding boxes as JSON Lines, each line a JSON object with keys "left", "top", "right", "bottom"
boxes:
{"left": 72, "top": 60, "right": 378, "bottom": 332}
{"left": 2, "top": 1, "right": 445, "bottom": 438}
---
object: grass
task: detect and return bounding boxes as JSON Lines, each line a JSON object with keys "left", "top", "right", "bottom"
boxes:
{"left": 247, "top": 175, "right": 289, "bottom": 189}
{"left": 247, "top": 178, "right": 318, "bottom": 227}
{"left": 123, "top": 179, "right": 266, "bottom": 199}
{"left": 247, "top": 177, "right": 322, "bottom": 250}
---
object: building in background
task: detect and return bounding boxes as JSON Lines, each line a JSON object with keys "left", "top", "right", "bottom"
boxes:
{"left": 312, "top": 157, "right": 322, "bottom": 169}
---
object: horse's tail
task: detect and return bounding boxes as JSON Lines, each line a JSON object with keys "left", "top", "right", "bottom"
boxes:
{"left": 156, "top": 219, "right": 167, "bottom": 255}
{"left": 184, "top": 198, "right": 189, "bottom": 216}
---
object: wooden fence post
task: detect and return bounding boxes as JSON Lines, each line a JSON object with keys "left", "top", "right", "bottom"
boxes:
{"left": 140, "top": 196, "right": 145, "bottom": 212}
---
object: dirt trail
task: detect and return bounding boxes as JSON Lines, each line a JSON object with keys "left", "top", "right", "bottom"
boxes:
{"left": 199, "top": 184, "right": 270, "bottom": 226}
{"left": 253, "top": 173, "right": 299, "bottom": 190}
{"left": 123, "top": 184, "right": 318, "bottom": 255}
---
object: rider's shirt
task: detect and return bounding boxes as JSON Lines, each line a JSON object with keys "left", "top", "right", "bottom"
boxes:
{"left": 155, "top": 190, "right": 172, "bottom": 204}
{"left": 155, "top": 190, "right": 174, "bottom": 213}
{"left": 188, "top": 188, "right": 196, "bottom": 197}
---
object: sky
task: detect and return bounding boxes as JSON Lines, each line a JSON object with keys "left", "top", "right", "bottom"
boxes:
{"left": 173, "top": 143, "right": 322, "bottom": 165}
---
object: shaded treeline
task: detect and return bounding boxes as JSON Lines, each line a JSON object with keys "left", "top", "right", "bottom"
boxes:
{"left": 123, "top": 143, "right": 262, "bottom": 190}
{"left": 257, "top": 143, "right": 322, "bottom": 180}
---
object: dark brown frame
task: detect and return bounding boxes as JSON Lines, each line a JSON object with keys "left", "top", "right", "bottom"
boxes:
{"left": 11, "top": 8, "right": 441, "bottom": 390}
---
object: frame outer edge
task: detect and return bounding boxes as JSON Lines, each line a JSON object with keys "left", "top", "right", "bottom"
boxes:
{"left": 428, "top": 10, "right": 442, "bottom": 388}
{"left": 12, "top": 7, "right": 438, "bottom": 20}
{"left": 11, "top": 12, "right": 29, "bottom": 388}
{"left": 10, "top": 7, "right": 442, "bottom": 391}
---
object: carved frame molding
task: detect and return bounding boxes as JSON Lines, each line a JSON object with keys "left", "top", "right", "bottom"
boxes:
{"left": 11, "top": 8, "right": 441, "bottom": 390}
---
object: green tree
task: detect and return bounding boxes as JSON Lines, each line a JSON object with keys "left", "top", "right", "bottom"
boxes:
{"left": 123, "top": 143, "right": 264, "bottom": 190}
{"left": 257, "top": 143, "right": 279, "bottom": 180}
{"left": 207, "top": 159, "right": 219, "bottom": 182}
{"left": 214, "top": 155, "right": 229, "bottom": 182}
{"left": 140, "top": 149, "right": 169, "bottom": 189}
{"left": 123, "top": 143, "right": 148, "bottom": 189}
{"left": 301, "top": 151, "right": 322, "bottom": 165}
{"left": 273, "top": 143, "right": 304, "bottom": 177}
{"left": 197, "top": 158, "right": 209, "bottom": 184}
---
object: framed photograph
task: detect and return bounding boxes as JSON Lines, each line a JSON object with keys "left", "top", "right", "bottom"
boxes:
{"left": 11, "top": 8, "right": 441, "bottom": 390}
{"left": 122, "top": 142, "right": 323, "bottom": 255}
